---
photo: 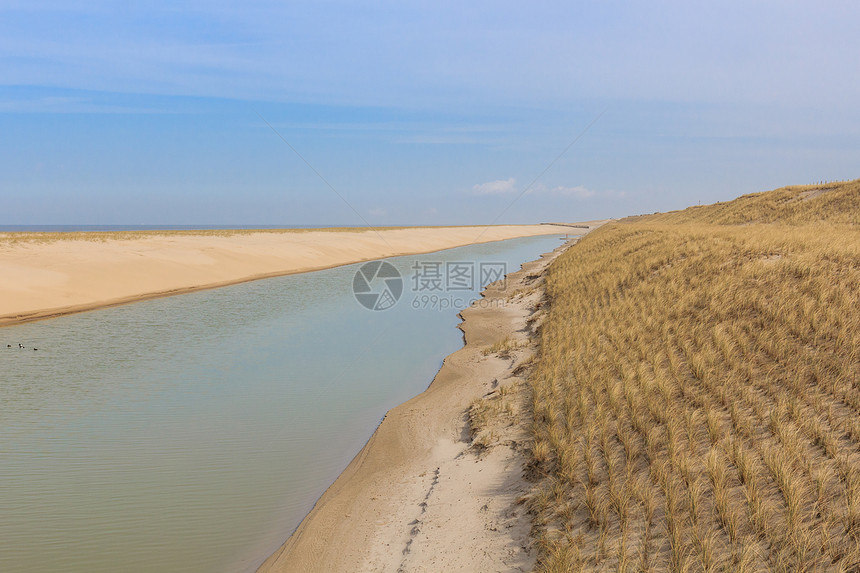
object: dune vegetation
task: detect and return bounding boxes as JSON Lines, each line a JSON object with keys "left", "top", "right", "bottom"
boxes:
{"left": 525, "top": 179, "right": 860, "bottom": 571}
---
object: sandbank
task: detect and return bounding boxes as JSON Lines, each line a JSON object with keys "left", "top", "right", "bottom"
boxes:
{"left": 0, "top": 224, "right": 584, "bottom": 327}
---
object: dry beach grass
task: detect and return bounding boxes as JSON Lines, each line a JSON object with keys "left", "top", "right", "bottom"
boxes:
{"left": 525, "top": 180, "right": 860, "bottom": 571}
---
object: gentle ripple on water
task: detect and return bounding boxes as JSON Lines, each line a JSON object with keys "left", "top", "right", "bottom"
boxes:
{"left": 0, "top": 234, "right": 565, "bottom": 572}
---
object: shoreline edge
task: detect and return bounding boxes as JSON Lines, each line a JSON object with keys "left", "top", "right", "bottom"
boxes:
{"left": 257, "top": 223, "right": 601, "bottom": 572}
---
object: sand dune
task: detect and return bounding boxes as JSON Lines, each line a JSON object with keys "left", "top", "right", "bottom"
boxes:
{"left": 0, "top": 224, "right": 581, "bottom": 326}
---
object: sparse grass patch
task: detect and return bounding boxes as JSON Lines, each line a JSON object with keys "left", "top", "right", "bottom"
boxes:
{"left": 482, "top": 336, "right": 523, "bottom": 358}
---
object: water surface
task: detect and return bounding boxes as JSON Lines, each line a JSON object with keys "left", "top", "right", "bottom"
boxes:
{"left": 0, "top": 234, "right": 563, "bottom": 572}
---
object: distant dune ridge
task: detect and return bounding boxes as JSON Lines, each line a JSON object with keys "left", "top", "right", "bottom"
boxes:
{"left": 525, "top": 179, "right": 860, "bottom": 571}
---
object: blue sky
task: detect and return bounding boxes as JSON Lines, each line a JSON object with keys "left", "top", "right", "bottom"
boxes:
{"left": 1, "top": 1, "right": 858, "bottom": 225}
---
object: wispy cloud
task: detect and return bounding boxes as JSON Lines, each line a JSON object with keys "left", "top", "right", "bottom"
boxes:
{"left": 550, "top": 185, "right": 597, "bottom": 198}
{"left": 0, "top": 93, "right": 168, "bottom": 114}
{"left": 471, "top": 179, "right": 621, "bottom": 200}
{"left": 524, "top": 184, "right": 625, "bottom": 200}
{"left": 472, "top": 177, "right": 517, "bottom": 195}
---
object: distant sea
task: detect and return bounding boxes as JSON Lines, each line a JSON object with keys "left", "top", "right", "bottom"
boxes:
{"left": 0, "top": 225, "right": 348, "bottom": 233}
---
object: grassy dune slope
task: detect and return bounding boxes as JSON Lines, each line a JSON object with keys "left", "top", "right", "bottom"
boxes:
{"left": 642, "top": 179, "right": 860, "bottom": 226}
{"left": 526, "top": 180, "right": 860, "bottom": 571}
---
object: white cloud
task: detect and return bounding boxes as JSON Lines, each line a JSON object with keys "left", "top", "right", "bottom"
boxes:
{"left": 523, "top": 184, "right": 627, "bottom": 200}
{"left": 471, "top": 180, "right": 622, "bottom": 200}
{"left": 472, "top": 177, "right": 517, "bottom": 195}
{"left": 550, "top": 185, "right": 597, "bottom": 198}
{"left": 522, "top": 182, "right": 546, "bottom": 194}
{"left": 368, "top": 207, "right": 387, "bottom": 217}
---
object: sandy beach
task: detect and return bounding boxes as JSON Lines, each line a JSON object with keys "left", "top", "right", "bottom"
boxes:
{"left": 258, "top": 226, "right": 598, "bottom": 572}
{"left": 0, "top": 220, "right": 599, "bottom": 571}
{"left": 0, "top": 224, "right": 581, "bottom": 327}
